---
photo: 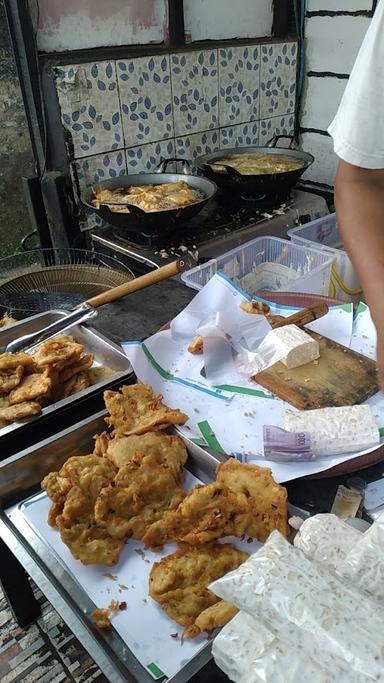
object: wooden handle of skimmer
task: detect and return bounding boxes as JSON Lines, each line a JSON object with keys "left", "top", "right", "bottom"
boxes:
{"left": 272, "top": 302, "right": 329, "bottom": 329}
{"left": 86, "top": 259, "right": 185, "bottom": 308}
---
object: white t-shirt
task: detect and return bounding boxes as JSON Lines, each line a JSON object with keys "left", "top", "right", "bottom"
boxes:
{"left": 328, "top": 0, "right": 384, "bottom": 169}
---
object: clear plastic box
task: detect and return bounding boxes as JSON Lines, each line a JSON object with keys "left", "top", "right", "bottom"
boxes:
{"left": 288, "top": 214, "right": 362, "bottom": 302}
{"left": 181, "top": 235, "right": 334, "bottom": 296}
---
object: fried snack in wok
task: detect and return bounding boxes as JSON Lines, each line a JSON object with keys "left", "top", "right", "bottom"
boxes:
{"left": 239, "top": 301, "right": 270, "bottom": 315}
{"left": 94, "top": 452, "right": 185, "bottom": 541}
{"left": 104, "top": 384, "right": 188, "bottom": 437}
{"left": 142, "top": 482, "right": 249, "bottom": 550}
{"left": 0, "top": 399, "right": 41, "bottom": 422}
{"left": 32, "top": 335, "right": 83, "bottom": 366}
{"left": 105, "top": 431, "right": 188, "bottom": 481}
{"left": 149, "top": 543, "right": 248, "bottom": 638}
{"left": 8, "top": 368, "right": 54, "bottom": 405}
{"left": 216, "top": 459, "right": 289, "bottom": 541}
{"left": 42, "top": 455, "right": 123, "bottom": 565}
{"left": 187, "top": 335, "right": 204, "bottom": 355}
{"left": 92, "top": 181, "right": 204, "bottom": 214}
{"left": 0, "top": 365, "right": 24, "bottom": 394}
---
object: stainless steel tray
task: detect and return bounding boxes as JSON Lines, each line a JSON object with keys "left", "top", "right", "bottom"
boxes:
{"left": 0, "top": 311, "right": 133, "bottom": 439}
{"left": 0, "top": 411, "right": 221, "bottom": 683}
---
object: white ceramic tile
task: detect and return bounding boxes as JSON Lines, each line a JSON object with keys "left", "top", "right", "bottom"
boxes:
{"left": 220, "top": 122, "right": 259, "bottom": 148}
{"left": 125, "top": 139, "right": 175, "bottom": 174}
{"left": 171, "top": 50, "right": 218, "bottom": 136}
{"left": 259, "top": 115, "right": 295, "bottom": 145}
{"left": 117, "top": 55, "right": 173, "bottom": 148}
{"left": 55, "top": 62, "right": 123, "bottom": 158}
{"left": 74, "top": 150, "right": 127, "bottom": 191}
{"left": 260, "top": 43, "right": 297, "bottom": 119}
{"left": 218, "top": 45, "right": 260, "bottom": 127}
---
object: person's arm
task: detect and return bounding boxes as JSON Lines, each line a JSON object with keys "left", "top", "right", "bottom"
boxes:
{"left": 334, "top": 159, "right": 384, "bottom": 383}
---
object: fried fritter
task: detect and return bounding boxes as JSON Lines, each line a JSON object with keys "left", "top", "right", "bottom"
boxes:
{"left": 239, "top": 300, "right": 270, "bottom": 315}
{"left": 93, "top": 430, "right": 112, "bottom": 457}
{"left": 105, "top": 431, "right": 188, "bottom": 481}
{"left": 8, "top": 368, "right": 54, "bottom": 405}
{"left": 149, "top": 543, "right": 248, "bottom": 637}
{"left": 42, "top": 454, "right": 122, "bottom": 565}
{"left": 188, "top": 335, "right": 204, "bottom": 355}
{"left": 216, "top": 459, "right": 289, "bottom": 541}
{"left": 94, "top": 453, "right": 185, "bottom": 541}
{"left": 59, "top": 353, "right": 94, "bottom": 382}
{"left": 53, "top": 371, "right": 90, "bottom": 402}
{"left": 104, "top": 384, "right": 188, "bottom": 437}
{"left": 0, "top": 365, "right": 24, "bottom": 394}
{"left": 32, "top": 335, "right": 83, "bottom": 366}
{"left": 142, "top": 482, "right": 249, "bottom": 550}
{"left": 0, "top": 312, "right": 17, "bottom": 328}
{"left": 0, "top": 400, "right": 41, "bottom": 422}
{"left": 194, "top": 600, "right": 238, "bottom": 636}
{"left": 0, "top": 352, "right": 34, "bottom": 371}
{"left": 87, "top": 366, "right": 116, "bottom": 385}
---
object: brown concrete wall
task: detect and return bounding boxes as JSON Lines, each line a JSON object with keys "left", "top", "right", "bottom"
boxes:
{"left": 0, "top": 0, "right": 34, "bottom": 257}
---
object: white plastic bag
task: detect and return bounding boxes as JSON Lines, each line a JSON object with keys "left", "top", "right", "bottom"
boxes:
{"left": 338, "top": 512, "right": 384, "bottom": 602}
{"left": 210, "top": 531, "right": 384, "bottom": 680}
{"left": 293, "top": 513, "right": 362, "bottom": 570}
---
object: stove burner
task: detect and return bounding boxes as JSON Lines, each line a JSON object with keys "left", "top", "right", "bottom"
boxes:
{"left": 240, "top": 193, "right": 267, "bottom": 202}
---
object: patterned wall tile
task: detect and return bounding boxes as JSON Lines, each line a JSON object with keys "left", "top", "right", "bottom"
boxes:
{"left": 260, "top": 43, "right": 297, "bottom": 119}
{"left": 171, "top": 51, "right": 218, "bottom": 137}
{"left": 259, "top": 114, "right": 295, "bottom": 146}
{"left": 220, "top": 122, "right": 259, "bottom": 149}
{"left": 55, "top": 62, "right": 123, "bottom": 158}
{"left": 125, "top": 139, "right": 175, "bottom": 173}
{"left": 175, "top": 131, "right": 220, "bottom": 170}
{"left": 219, "top": 46, "right": 259, "bottom": 127}
{"left": 74, "top": 150, "right": 127, "bottom": 191}
{"left": 117, "top": 56, "right": 173, "bottom": 148}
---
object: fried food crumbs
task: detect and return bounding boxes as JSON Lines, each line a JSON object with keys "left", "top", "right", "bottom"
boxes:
{"left": 239, "top": 301, "right": 270, "bottom": 315}
{"left": 119, "top": 602, "right": 127, "bottom": 611}
{"left": 171, "top": 633, "right": 179, "bottom": 640}
{"left": 91, "top": 608, "right": 112, "bottom": 629}
{"left": 119, "top": 584, "right": 128, "bottom": 591}
{"left": 103, "top": 573, "right": 118, "bottom": 581}
{"left": 135, "top": 548, "right": 146, "bottom": 560}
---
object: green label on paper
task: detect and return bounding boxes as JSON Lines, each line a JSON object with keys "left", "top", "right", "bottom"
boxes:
{"left": 214, "top": 384, "right": 271, "bottom": 399}
{"left": 147, "top": 662, "right": 166, "bottom": 679}
{"left": 198, "top": 420, "right": 226, "bottom": 453}
{"left": 379, "top": 427, "right": 384, "bottom": 438}
{"left": 356, "top": 302, "right": 367, "bottom": 315}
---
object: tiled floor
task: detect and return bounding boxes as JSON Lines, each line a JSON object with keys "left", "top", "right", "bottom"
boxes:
{"left": 0, "top": 583, "right": 229, "bottom": 683}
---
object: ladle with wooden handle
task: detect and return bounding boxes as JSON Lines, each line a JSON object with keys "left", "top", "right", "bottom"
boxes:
{"left": 5, "top": 259, "right": 184, "bottom": 354}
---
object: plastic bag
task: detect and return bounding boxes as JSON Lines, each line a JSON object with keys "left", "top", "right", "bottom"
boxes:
{"left": 338, "top": 512, "right": 384, "bottom": 603}
{"left": 212, "top": 611, "right": 351, "bottom": 683}
{"left": 210, "top": 531, "right": 384, "bottom": 680}
{"left": 293, "top": 513, "right": 362, "bottom": 569}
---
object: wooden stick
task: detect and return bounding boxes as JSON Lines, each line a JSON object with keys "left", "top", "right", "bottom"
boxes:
{"left": 272, "top": 302, "right": 329, "bottom": 329}
{"left": 86, "top": 259, "right": 184, "bottom": 308}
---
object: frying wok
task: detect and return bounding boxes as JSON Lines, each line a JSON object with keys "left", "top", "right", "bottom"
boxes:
{"left": 195, "top": 135, "right": 314, "bottom": 197}
{"left": 81, "top": 158, "right": 217, "bottom": 235}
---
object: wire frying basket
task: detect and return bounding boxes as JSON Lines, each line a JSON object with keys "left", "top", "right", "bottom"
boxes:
{"left": 0, "top": 249, "right": 135, "bottom": 315}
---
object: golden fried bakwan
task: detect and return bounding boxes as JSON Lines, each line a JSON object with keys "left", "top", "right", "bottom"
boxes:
{"left": 94, "top": 452, "right": 185, "bottom": 541}
{"left": 104, "top": 431, "right": 187, "bottom": 480}
{"left": 104, "top": 384, "right": 188, "bottom": 437}
{"left": 142, "top": 482, "right": 250, "bottom": 550}
{"left": 216, "top": 459, "right": 289, "bottom": 541}
{"left": 149, "top": 543, "right": 248, "bottom": 638}
{"left": 32, "top": 335, "right": 83, "bottom": 366}
{"left": 8, "top": 368, "right": 54, "bottom": 405}
{"left": 0, "top": 312, "right": 17, "bottom": 328}
{"left": 59, "top": 353, "right": 94, "bottom": 382}
{"left": 0, "top": 365, "right": 24, "bottom": 394}
{"left": 0, "top": 352, "right": 34, "bottom": 371}
{"left": 0, "top": 400, "right": 41, "bottom": 422}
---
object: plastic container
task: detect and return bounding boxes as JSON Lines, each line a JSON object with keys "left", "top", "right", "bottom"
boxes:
{"left": 181, "top": 235, "right": 334, "bottom": 296}
{"left": 288, "top": 214, "right": 362, "bottom": 302}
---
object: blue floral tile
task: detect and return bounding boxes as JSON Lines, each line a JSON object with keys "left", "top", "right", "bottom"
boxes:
{"left": 55, "top": 62, "right": 123, "bottom": 159}
{"left": 117, "top": 56, "right": 173, "bottom": 148}
{"left": 259, "top": 115, "right": 295, "bottom": 146}
{"left": 219, "top": 46, "right": 260, "bottom": 127}
{"left": 175, "top": 130, "right": 220, "bottom": 164}
{"left": 171, "top": 51, "right": 218, "bottom": 137}
{"left": 74, "top": 150, "right": 127, "bottom": 191}
{"left": 260, "top": 43, "right": 297, "bottom": 119}
{"left": 125, "top": 139, "right": 175, "bottom": 173}
{"left": 220, "top": 122, "right": 259, "bottom": 149}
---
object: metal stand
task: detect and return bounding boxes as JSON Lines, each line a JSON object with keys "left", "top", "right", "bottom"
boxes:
{"left": 0, "top": 538, "right": 41, "bottom": 627}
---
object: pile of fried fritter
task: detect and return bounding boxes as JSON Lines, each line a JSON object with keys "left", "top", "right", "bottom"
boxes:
{"left": 0, "top": 334, "right": 114, "bottom": 427}
{"left": 42, "top": 383, "right": 289, "bottom": 638}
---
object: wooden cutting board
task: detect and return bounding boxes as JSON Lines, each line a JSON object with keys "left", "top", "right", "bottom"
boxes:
{"left": 252, "top": 330, "right": 379, "bottom": 410}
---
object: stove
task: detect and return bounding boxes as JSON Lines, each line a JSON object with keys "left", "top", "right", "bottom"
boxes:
{"left": 90, "top": 189, "right": 329, "bottom": 275}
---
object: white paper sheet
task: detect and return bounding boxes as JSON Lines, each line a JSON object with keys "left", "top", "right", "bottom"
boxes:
{"left": 122, "top": 273, "right": 384, "bottom": 483}
{"left": 18, "top": 476, "right": 261, "bottom": 680}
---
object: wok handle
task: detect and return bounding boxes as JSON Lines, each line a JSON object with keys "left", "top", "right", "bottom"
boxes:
{"left": 86, "top": 259, "right": 185, "bottom": 308}
{"left": 155, "top": 158, "right": 191, "bottom": 174}
{"left": 266, "top": 135, "right": 298, "bottom": 150}
{"left": 272, "top": 303, "right": 329, "bottom": 329}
